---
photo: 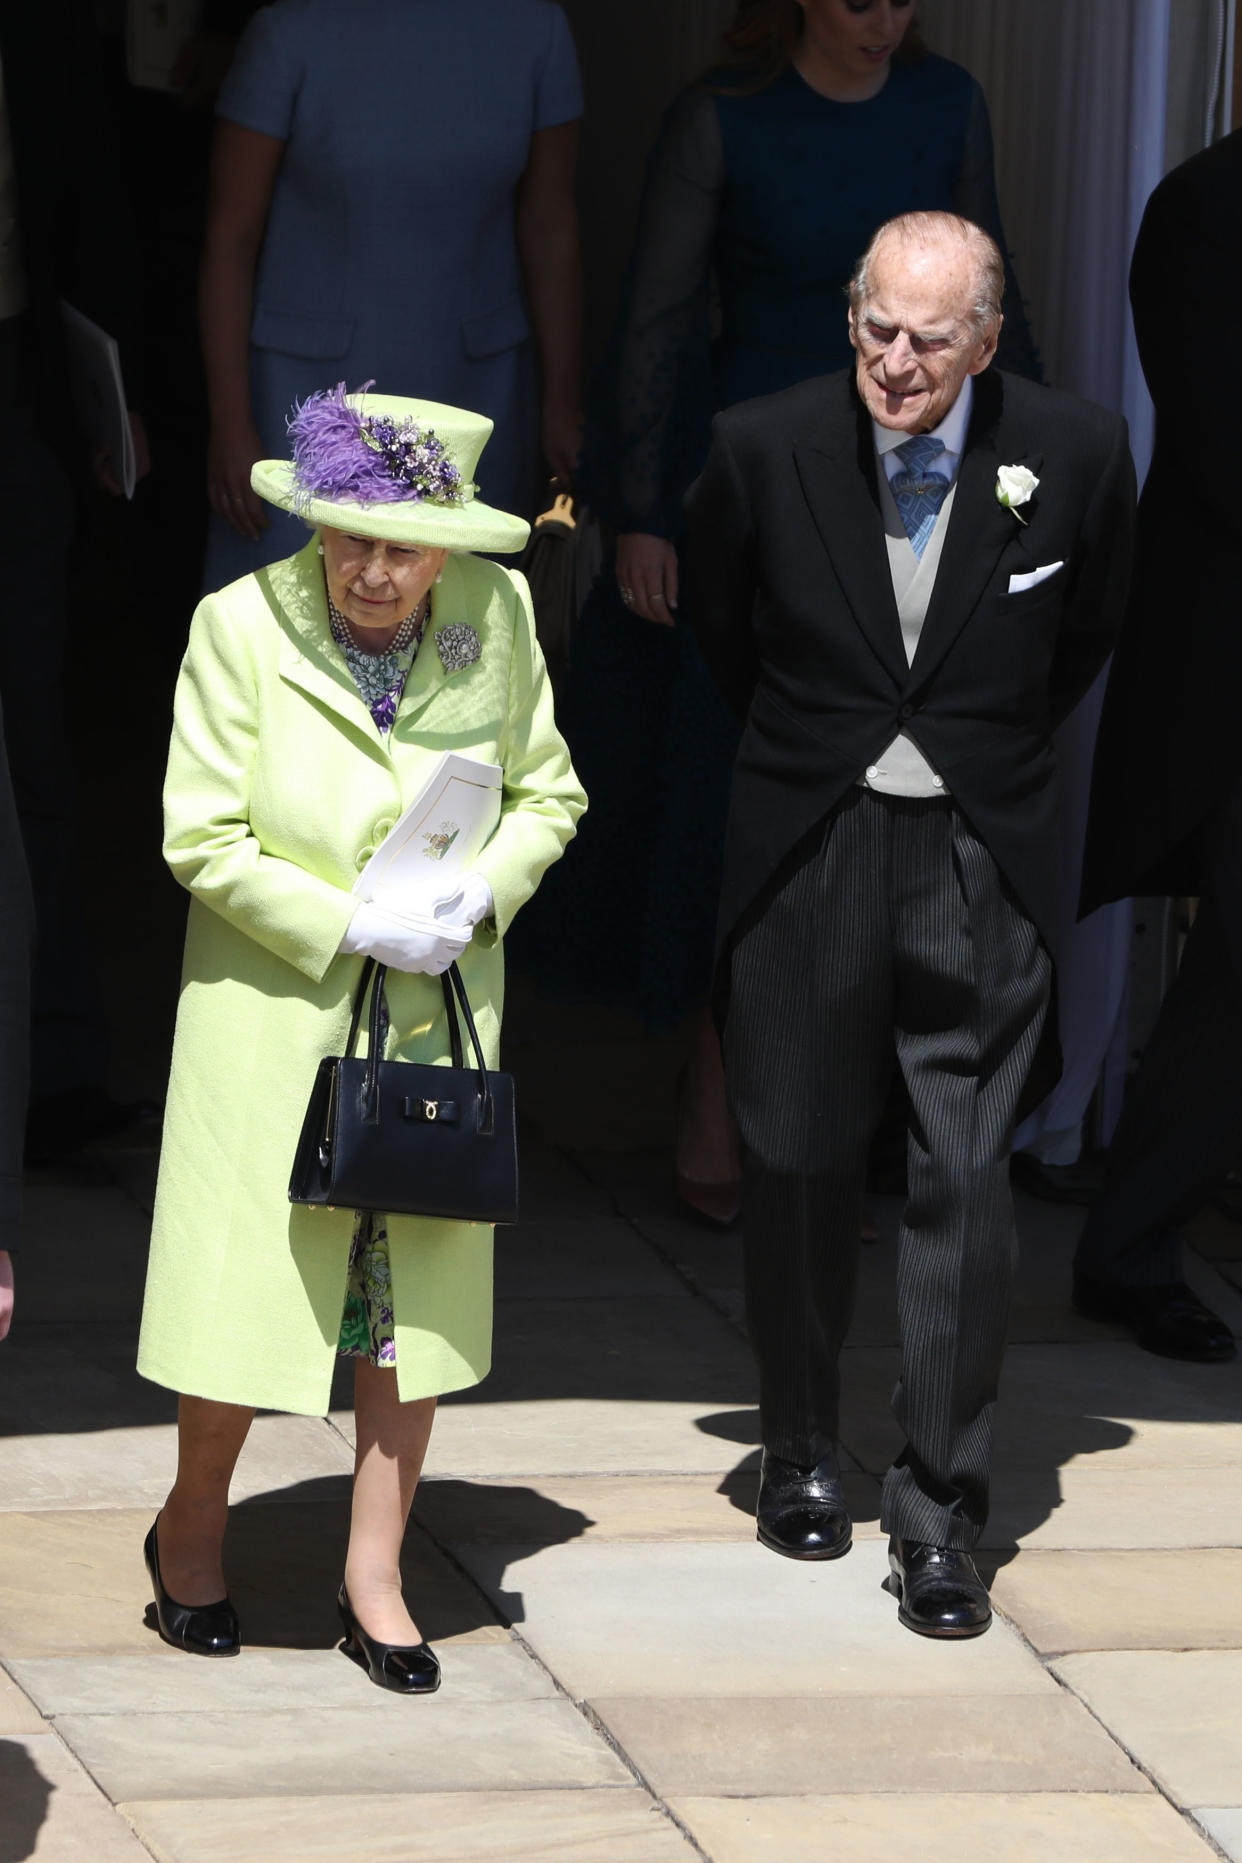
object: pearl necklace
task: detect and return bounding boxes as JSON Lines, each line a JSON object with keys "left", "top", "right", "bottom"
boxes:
{"left": 329, "top": 594, "right": 429, "bottom": 656}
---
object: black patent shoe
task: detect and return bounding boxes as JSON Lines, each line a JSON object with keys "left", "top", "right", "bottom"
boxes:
{"left": 886, "top": 1538, "right": 991, "bottom": 1639}
{"left": 756, "top": 1449, "right": 852, "bottom": 1561}
{"left": 338, "top": 1585, "right": 441, "bottom": 1695}
{"left": 143, "top": 1520, "right": 240, "bottom": 1657}
{"left": 1072, "top": 1271, "right": 1236, "bottom": 1363}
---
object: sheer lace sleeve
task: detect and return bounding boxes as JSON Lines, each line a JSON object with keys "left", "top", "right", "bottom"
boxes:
{"left": 584, "top": 87, "right": 725, "bottom": 537}
{"left": 954, "top": 82, "right": 1043, "bottom": 383}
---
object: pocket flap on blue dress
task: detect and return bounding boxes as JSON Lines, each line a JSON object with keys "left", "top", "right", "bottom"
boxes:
{"left": 461, "top": 299, "right": 530, "bottom": 359}
{"left": 251, "top": 307, "right": 356, "bottom": 359}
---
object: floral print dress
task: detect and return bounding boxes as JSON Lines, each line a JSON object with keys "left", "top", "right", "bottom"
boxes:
{"left": 329, "top": 591, "right": 425, "bottom": 1369}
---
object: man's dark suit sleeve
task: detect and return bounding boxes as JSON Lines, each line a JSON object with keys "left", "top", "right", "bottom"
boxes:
{"left": 683, "top": 419, "right": 759, "bottom": 722}
{"left": 1049, "top": 415, "right": 1136, "bottom": 728}
{"left": 1130, "top": 166, "right": 1241, "bottom": 536}
{"left": 0, "top": 706, "right": 32, "bottom": 1249}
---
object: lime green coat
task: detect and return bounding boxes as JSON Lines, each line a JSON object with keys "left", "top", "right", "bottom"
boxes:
{"left": 137, "top": 539, "right": 585, "bottom": 1415}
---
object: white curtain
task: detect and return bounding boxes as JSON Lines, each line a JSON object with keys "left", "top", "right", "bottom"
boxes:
{"left": 917, "top": 0, "right": 1180, "bottom": 1159}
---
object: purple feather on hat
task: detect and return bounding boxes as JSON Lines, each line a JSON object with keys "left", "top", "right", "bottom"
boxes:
{"left": 287, "top": 383, "right": 463, "bottom": 510}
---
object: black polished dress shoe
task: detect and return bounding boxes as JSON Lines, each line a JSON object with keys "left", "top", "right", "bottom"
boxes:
{"left": 886, "top": 1538, "right": 991, "bottom": 1639}
{"left": 755, "top": 1449, "right": 852, "bottom": 1561}
{"left": 338, "top": 1585, "right": 441, "bottom": 1694}
{"left": 1072, "top": 1270, "right": 1236, "bottom": 1363}
{"left": 143, "top": 1520, "right": 240, "bottom": 1657}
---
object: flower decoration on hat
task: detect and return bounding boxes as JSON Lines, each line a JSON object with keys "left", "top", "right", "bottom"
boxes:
{"left": 287, "top": 382, "right": 468, "bottom": 513}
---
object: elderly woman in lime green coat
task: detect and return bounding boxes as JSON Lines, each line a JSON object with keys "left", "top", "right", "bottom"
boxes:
{"left": 137, "top": 391, "right": 585, "bottom": 1691}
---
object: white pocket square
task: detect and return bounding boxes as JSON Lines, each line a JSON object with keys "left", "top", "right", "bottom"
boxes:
{"left": 1007, "top": 561, "right": 1064, "bottom": 594}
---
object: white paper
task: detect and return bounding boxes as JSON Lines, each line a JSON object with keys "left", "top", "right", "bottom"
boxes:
{"left": 1007, "top": 562, "right": 1064, "bottom": 594}
{"left": 354, "top": 752, "right": 502, "bottom": 924}
{"left": 126, "top": 0, "right": 206, "bottom": 93}
{"left": 60, "top": 302, "right": 136, "bottom": 500}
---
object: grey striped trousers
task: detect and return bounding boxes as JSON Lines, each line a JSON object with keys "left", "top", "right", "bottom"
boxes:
{"left": 725, "top": 787, "right": 1051, "bottom": 1548}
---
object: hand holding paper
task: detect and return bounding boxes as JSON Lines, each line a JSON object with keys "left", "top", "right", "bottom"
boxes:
{"left": 355, "top": 753, "right": 503, "bottom": 931}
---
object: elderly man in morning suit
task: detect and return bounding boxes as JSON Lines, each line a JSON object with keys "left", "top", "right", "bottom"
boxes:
{"left": 684, "top": 212, "right": 1135, "bottom": 1638}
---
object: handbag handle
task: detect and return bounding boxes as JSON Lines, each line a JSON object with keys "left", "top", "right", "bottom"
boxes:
{"left": 348, "top": 959, "right": 493, "bottom": 1132}
{"left": 343, "top": 958, "right": 464, "bottom": 1070}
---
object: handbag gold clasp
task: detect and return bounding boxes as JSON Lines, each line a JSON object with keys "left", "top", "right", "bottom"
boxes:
{"left": 423, "top": 1100, "right": 439, "bottom": 1122}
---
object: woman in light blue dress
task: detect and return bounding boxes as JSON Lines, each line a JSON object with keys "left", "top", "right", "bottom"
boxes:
{"left": 200, "top": 0, "right": 583, "bottom": 589}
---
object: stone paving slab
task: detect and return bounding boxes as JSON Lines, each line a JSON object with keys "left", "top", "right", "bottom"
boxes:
{"left": 0, "top": 1664, "right": 44, "bottom": 1732}
{"left": 94, "top": 1146, "right": 159, "bottom": 1217}
{"left": 0, "top": 1731, "right": 154, "bottom": 1860}
{"left": 590, "top": 1694, "right": 1148, "bottom": 1796}
{"left": 494, "top": 1221, "right": 691, "bottom": 1301}
{"left": 0, "top": 1405, "right": 353, "bottom": 1513}
{"left": 668, "top": 1793, "right": 1217, "bottom": 1861}
{"left": 14, "top": 1187, "right": 151, "bottom": 1322}
{"left": 837, "top": 1342, "right": 1242, "bottom": 1477}
{"left": 414, "top": 1471, "right": 885, "bottom": 1543}
{"left": 333, "top": 1294, "right": 759, "bottom": 1477}
{"left": 453, "top": 1296, "right": 757, "bottom": 1406}
{"left": 1194, "top": 1809, "right": 1242, "bottom": 1859}
{"left": 8, "top": 1643, "right": 551, "bottom": 1716}
{"left": 514, "top": 1041, "right": 679, "bottom": 1153}
{"left": 1053, "top": 1652, "right": 1242, "bottom": 1808}
{"left": 992, "top": 1549, "right": 1242, "bottom": 1650}
{"left": 0, "top": 1319, "right": 170, "bottom": 1434}
{"left": 55, "top": 1700, "right": 633, "bottom": 1802}
{"left": 982, "top": 1465, "right": 1242, "bottom": 1550}
{"left": 451, "top": 1539, "right": 1055, "bottom": 1699}
{"left": 0, "top": 1506, "right": 506, "bottom": 1656}
{"left": 390, "top": 1398, "right": 762, "bottom": 1479}
{"left": 118, "top": 1789, "right": 699, "bottom": 1863}
{"left": 570, "top": 1166, "right": 1145, "bottom": 1348}
{"left": 1187, "top": 1207, "right": 1242, "bottom": 1263}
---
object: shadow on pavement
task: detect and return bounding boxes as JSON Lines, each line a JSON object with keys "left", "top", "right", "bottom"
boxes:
{"left": 132, "top": 1474, "right": 594, "bottom": 1647}
{"left": 0, "top": 1740, "right": 52, "bottom": 1863}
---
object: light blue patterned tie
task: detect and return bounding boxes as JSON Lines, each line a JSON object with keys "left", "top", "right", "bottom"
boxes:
{"left": 890, "top": 434, "right": 951, "bottom": 560}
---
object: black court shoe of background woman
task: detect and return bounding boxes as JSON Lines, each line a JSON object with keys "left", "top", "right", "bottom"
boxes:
{"left": 337, "top": 1585, "right": 441, "bottom": 1694}
{"left": 143, "top": 1520, "right": 240, "bottom": 1656}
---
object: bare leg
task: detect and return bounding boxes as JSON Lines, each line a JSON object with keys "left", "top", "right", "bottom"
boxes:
{"left": 676, "top": 1004, "right": 742, "bottom": 1189}
{"left": 157, "top": 1395, "right": 255, "bottom": 1605}
{"left": 344, "top": 1360, "right": 437, "bottom": 1645}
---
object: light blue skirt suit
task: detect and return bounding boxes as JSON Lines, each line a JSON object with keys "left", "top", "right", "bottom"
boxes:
{"left": 205, "top": 0, "right": 582, "bottom": 590}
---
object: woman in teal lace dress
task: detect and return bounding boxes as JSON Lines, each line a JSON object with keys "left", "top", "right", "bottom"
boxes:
{"left": 537, "top": 0, "right": 1039, "bottom": 1219}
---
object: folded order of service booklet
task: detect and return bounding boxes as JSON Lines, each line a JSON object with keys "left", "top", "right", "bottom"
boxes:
{"left": 352, "top": 753, "right": 502, "bottom": 930}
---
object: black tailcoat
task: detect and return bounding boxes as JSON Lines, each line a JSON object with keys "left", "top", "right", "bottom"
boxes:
{"left": 1082, "top": 130, "right": 1242, "bottom": 909}
{"left": 684, "top": 366, "right": 1135, "bottom": 971}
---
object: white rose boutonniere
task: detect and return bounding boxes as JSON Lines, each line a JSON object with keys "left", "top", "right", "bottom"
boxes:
{"left": 996, "top": 464, "right": 1039, "bottom": 525}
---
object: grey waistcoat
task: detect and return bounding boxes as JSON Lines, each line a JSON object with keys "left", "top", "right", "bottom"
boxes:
{"left": 858, "top": 467, "right": 956, "bottom": 798}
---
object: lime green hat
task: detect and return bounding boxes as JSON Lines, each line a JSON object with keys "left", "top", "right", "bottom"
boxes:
{"left": 251, "top": 385, "right": 531, "bottom": 555}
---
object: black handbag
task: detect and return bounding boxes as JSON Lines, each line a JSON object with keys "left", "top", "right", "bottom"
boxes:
{"left": 289, "top": 958, "right": 518, "bottom": 1224}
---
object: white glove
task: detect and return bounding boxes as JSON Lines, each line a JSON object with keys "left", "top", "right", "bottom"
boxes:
{"left": 339, "top": 901, "right": 470, "bottom": 976}
{"left": 425, "top": 870, "right": 494, "bottom": 931}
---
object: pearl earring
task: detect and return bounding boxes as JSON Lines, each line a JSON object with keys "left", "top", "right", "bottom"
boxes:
{"left": 435, "top": 570, "right": 443, "bottom": 583}
{"left": 316, "top": 544, "right": 324, "bottom": 555}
